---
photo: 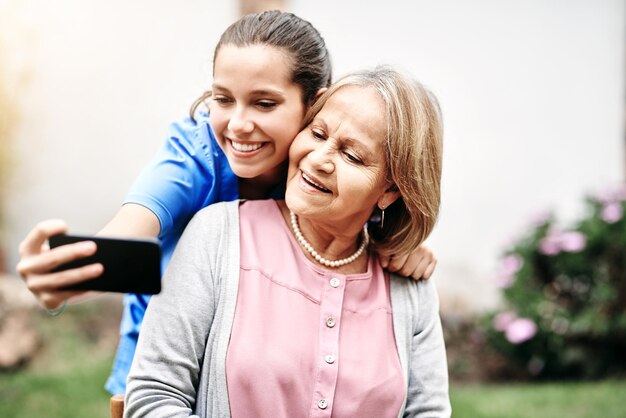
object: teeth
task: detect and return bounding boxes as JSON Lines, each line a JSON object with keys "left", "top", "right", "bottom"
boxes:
{"left": 302, "top": 172, "right": 331, "bottom": 192}
{"left": 231, "top": 141, "right": 263, "bottom": 152}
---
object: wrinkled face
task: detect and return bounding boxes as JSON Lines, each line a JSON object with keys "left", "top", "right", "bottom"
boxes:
{"left": 209, "top": 44, "right": 307, "bottom": 180}
{"left": 285, "top": 85, "right": 396, "bottom": 228}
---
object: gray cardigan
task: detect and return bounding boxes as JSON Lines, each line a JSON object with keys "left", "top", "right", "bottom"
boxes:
{"left": 125, "top": 200, "right": 451, "bottom": 418}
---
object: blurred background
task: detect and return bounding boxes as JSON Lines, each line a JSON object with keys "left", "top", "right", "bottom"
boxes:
{"left": 0, "top": 0, "right": 624, "bottom": 417}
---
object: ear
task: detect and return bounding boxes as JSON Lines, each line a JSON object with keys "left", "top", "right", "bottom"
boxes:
{"left": 314, "top": 87, "right": 328, "bottom": 101}
{"left": 377, "top": 187, "right": 401, "bottom": 210}
{"left": 303, "top": 88, "right": 327, "bottom": 115}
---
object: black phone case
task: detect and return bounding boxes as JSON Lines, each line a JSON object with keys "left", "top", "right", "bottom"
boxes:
{"left": 49, "top": 234, "right": 162, "bottom": 294}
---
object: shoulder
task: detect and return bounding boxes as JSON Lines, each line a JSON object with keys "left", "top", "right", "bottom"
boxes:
{"left": 390, "top": 274, "right": 438, "bottom": 300}
{"left": 164, "top": 113, "right": 220, "bottom": 155}
{"left": 173, "top": 201, "right": 241, "bottom": 263}
{"left": 167, "top": 112, "right": 209, "bottom": 136}
{"left": 190, "top": 200, "right": 240, "bottom": 229}
{"left": 184, "top": 201, "right": 242, "bottom": 245}
{"left": 390, "top": 275, "right": 440, "bottom": 326}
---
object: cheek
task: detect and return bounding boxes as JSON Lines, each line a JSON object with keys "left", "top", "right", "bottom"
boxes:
{"left": 288, "top": 133, "right": 310, "bottom": 163}
{"left": 274, "top": 121, "right": 303, "bottom": 151}
{"left": 208, "top": 110, "right": 226, "bottom": 134}
{"left": 275, "top": 131, "right": 297, "bottom": 152}
{"left": 278, "top": 102, "right": 307, "bottom": 140}
{"left": 340, "top": 167, "right": 385, "bottom": 200}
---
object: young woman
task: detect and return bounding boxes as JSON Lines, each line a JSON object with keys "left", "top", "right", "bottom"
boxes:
{"left": 125, "top": 67, "right": 450, "bottom": 418}
{"left": 16, "top": 11, "right": 437, "bottom": 395}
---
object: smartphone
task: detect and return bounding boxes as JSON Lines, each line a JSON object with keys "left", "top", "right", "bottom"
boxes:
{"left": 49, "top": 234, "right": 162, "bottom": 294}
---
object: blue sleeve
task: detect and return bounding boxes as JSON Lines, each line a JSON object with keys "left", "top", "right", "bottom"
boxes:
{"left": 124, "top": 115, "right": 219, "bottom": 236}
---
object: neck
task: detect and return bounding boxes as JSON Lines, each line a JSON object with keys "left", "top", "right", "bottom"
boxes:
{"left": 238, "top": 163, "right": 287, "bottom": 200}
{"left": 278, "top": 202, "right": 369, "bottom": 273}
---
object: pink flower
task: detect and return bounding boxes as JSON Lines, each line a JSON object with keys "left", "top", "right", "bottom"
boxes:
{"left": 594, "top": 187, "right": 617, "bottom": 204}
{"left": 502, "top": 255, "right": 523, "bottom": 274}
{"left": 495, "top": 274, "right": 514, "bottom": 289}
{"left": 493, "top": 311, "right": 517, "bottom": 331}
{"left": 601, "top": 203, "right": 623, "bottom": 224}
{"left": 495, "top": 255, "right": 524, "bottom": 288}
{"left": 595, "top": 184, "right": 626, "bottom": 204}
{"left": 538, "top": 230, "right": 586, "bottom": 255}
{"left": 539, "top": 235, "right": 561, "bottom": 255}
{"left": 505, "top": 317, "right": 537, "bottom": 344}
{"left": 559, "top": 231, "right": 586, "bottom": 252}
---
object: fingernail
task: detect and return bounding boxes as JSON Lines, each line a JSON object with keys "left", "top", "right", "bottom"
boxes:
{"left": 79, "top": 241, "right": 97, "bottom": 251}
{"left": 90, "top": 263, "right": 104, "bottom": 274}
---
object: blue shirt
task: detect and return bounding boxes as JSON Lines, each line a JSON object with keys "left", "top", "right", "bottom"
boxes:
{"left": 105, "top": 113, "right": 239, "bottom": 394}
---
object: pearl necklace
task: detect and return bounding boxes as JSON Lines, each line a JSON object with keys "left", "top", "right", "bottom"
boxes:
{"left": 289, "top": 210, "right": 369, "bottom": 268}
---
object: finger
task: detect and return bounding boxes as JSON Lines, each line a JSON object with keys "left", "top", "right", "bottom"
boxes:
{"left": 422, "top": 258, "right": 438, "bottom": 280}
{"left": 398, "top": 254, "right": 423, "bottom": 278}
{"left": 387, "top": 253, "right": 410, "bottom": 272}
{"left": 39, "top": 290, "right": 85, "bottom": 311}
{"left": 16, "top": 241, "right": 98, "bottom": 277}
{"left": 68, "top": 290, "right": 102, "bottom": 304}
{"left": 18, "top": 220, "right": 68, "bottom": 257}
{"left": 406, "top": 256, "right": 430, "bottom": 280}
{"left": 25, "top": 263, "right": 104, "bottom": 293}
{"left": 379, "top": 255, "right": 390, "bottom": 268}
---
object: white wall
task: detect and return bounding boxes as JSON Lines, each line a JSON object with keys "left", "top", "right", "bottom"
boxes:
{"left": 2, "top": 0, "right": 236, "bottom": 263}
{"left": 289, "top": 0, "right": 624, "bottom": 311}
{"left": 2, "top": 0, "right": 624, "bottom": 313}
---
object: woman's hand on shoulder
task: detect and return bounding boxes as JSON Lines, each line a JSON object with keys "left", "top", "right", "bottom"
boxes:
{"left": 380, "top": 244, "right": 437, "bottom": 280}
{"left": 16, "top": 219, "right": 103, "bottom": 310}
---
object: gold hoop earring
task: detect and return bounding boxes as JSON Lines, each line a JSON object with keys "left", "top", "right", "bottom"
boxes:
{"left": 380, "top": 206, "right": 385, "bottom": 229}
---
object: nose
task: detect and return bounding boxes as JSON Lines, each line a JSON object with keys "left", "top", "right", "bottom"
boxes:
{"left": 308, "top": 142, "right": 335, "bottom": 174}
{"left": 227, "top": 105, "right": 254, "bottom": 134}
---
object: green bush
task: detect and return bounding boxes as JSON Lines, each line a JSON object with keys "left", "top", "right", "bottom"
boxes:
{"left": 483, "top": 186, "right": 626, "bottom": 379}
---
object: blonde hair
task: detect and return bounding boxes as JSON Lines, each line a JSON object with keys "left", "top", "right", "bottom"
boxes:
{"left": 303, "top": 66, "right": 443, "bottom": 255}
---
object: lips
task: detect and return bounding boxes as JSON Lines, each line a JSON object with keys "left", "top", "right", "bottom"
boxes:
{"left": 301, "top": 170, "right": 332, "bottom": 193}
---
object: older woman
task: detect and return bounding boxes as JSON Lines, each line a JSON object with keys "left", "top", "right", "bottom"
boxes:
{"left": 124, "top": 67, "right": 450, "bottom": 418}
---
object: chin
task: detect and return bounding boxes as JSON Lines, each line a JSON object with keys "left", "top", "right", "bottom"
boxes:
{"left": 284, "top": 191, "right": 297, "bottom": 208}
{"left": 230, "top": 164, "right": 263, "bottom": 179}
{"left": 284, "top": 192, "right": 307, "bottom": 213}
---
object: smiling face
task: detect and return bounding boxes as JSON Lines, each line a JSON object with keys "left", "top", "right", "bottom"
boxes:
{"left": 209, "top": 44, "right": 307, "bottom": 182}
{"left": 285, "top": 85, "right": 400, "bottom": 231}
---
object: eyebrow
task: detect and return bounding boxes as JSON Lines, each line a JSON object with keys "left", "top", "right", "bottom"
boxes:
{"left": 313, "top": 116, "right": 377, "bottom": 160}
{"left": 211, "top": 83, "right": 285, "bottom": 97}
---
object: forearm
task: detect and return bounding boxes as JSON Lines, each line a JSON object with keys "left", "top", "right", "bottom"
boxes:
{"left": 98, "top": 203, "right": 160, "bottom": 238}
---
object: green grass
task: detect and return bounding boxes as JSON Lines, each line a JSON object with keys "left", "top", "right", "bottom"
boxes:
{"left": 1, "top": 300, "right": 624, "bottom": 418}
{"left": 451, "top": 380, "right": 626, "bottom": 418}
{"left": 0, "top": 299, "right": 119, "bottom": 418}
{"left": 0, "top": 358, "right": 111, "bottom": 418}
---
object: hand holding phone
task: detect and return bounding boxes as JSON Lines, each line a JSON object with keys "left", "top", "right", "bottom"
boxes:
{"left": 49, "top": 234, "right": 162, "bottom": 294}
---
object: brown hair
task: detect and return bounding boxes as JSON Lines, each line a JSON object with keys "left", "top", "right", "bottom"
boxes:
{"left": 302, "top": 66, "right": 443, "bottom": 255}
{"left": 190, "top": 10, "right": 332, "bottom": 118}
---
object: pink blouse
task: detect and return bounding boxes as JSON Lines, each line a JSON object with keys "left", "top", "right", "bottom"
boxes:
{"left": 226, "top": 200, "right": 405, "bottom": 418}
